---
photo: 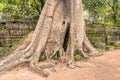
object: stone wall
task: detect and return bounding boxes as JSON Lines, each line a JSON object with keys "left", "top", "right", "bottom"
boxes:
{"left": 0, "top": 16, "right": 120, "bottom": 48}
{"left": 87, "top": 27, "right": 120, "bottom": 41}
{"left": 86, "top": 27, "right": 120, "bottom": 49}
{"left": 0, "top": 17, "right": 36, "bottom": 47}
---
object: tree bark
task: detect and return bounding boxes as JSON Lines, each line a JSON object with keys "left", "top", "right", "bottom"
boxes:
{"left": 0, "top": 0, "right": 99, "bottom": 76}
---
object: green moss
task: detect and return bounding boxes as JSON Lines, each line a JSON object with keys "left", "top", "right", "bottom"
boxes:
{"left": 11, "top": 14, "right": 23, "bottom": 19}
{"left": 105, "top": 46, "right": 114, "bottom": 51}
{"left": 33, "top": 15, "right": 39, "bottom": 20}
{"left": 39, "top": 57, "right": 46, "bottom": 61}
{"left": 0, "top": 33, "right": 30, "bottom": 58}
{"left": 108, "top": 41, "right": 115, "bottom": 46}
{"left": 74, "top": 54, "right": 89, "bottom": 61}
{"left": 0, "top": 47, "right": 12, "bottom": 57}
{"left": 88, "top": 34, "right": 103, "bottom": 48}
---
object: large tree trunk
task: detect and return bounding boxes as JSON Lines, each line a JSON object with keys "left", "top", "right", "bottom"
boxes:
{"left": 0, "top": 0, "right": 99, "bottom": 76}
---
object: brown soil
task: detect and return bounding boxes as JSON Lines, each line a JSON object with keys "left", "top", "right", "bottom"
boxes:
{"left": 0, "top": 50, "right": 120, "bottom": 80}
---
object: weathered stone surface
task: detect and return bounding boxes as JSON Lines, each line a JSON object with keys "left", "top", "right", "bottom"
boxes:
{"left": 0, "top": 17, "right": 36, "bottom": 47}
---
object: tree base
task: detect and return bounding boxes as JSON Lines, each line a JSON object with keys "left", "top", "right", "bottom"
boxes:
{"left": 0, "top": 0, "right": 100, "bottom": 77}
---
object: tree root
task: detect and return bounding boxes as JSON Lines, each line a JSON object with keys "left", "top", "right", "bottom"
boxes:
{"left": 67, "top": 59, "right": 77, "bottom": 69}
{"left": 0, "top": 49, "right": 58, "bottom": 77}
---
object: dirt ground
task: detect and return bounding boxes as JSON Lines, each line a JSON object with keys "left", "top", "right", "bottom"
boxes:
{"left": 0, "top": 50, "right": 120, "bottom": 80}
